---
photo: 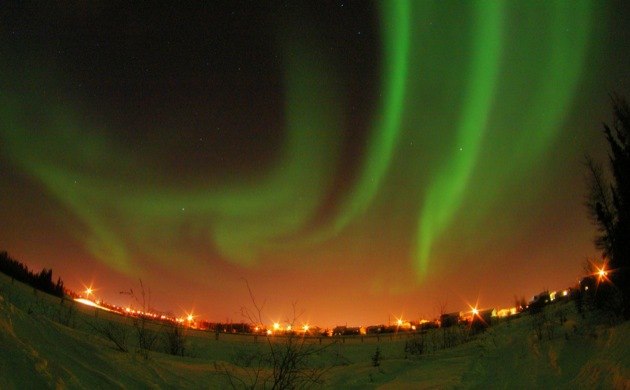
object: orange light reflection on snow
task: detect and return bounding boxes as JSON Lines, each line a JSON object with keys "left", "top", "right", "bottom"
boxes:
{"left": 74, "top": 298, "right": 113, "bottom": 312}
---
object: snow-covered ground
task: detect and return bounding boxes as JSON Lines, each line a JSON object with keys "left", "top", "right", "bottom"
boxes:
{"left": 1, "top": 272, "right": 628, "bottom": 388}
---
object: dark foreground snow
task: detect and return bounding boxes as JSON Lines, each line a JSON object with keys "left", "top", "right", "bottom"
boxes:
{"left": 1, "top": 273, "right": 628, "bottom": 388}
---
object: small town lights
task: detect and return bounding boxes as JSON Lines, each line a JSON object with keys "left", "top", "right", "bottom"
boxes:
{"left": 187, "top": 314, "right": 194, "bottom": 322}
{"left": 397, "top": 318, "right": 403, "bottom": 327}
{"left": 302, "top": 324, "right": 310, "bottom": 332}
{"left": 471, "top": 307, "right": 479, "bottom": 316}
{"left": 286, "top": 324, "right": 292, "bottom": 331}
{"left": 85, "top": 287, "right": 93, "bottom": 296}
{"left": 273, "top": 322, "right": 280, "bottom": 331}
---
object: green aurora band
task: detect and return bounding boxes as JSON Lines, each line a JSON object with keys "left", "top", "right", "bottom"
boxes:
{"left": 1, "top": 42, "right": 345, "bottom": 271}
{"left": 416, "top": 0, "right": 504, "bottom": 275}
{"left": 0, "top": 1, "right": 595, "bottom": 280}
{"left": 413, "top": 0, "right": 592, "bottom": 278}
{"left": 329, "top": 0, "right": 410, "bottom": 234}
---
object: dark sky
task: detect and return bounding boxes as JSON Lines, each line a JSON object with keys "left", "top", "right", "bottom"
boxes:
{"left": 1, "top": 1, "right": 629, "bottom": 326}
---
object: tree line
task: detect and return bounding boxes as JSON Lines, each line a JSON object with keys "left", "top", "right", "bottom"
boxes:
{"left": 0, "top": 251, "right": 65, "bottom": 298}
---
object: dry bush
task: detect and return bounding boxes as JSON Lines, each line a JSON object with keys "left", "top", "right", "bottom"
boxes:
{"left": 130, "top": 280, "right": 158, "bottom": 359}
{"left": 404, "top": 334, "right": 425, "bottom": 358}
{"left": 371, "top": 346, "right": 381, "bottom": 367}
{"left": 56, "top": 298, "right": 77, "bottom": 328}
{"left": 163, "top": 323, "right": 187, "bottom": 357}
{"left": 221, "top": 279, "right": 333, "bottom": 389}
{"left": 531, "top": 310, "right": 547, "bottom": 341}
{"left": 86, "top": 319, "right": 130, "bottom": 353}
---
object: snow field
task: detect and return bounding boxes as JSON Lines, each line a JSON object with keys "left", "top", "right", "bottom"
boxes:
{"left": 1, "top": 272, "right": 629, "bottom": 388}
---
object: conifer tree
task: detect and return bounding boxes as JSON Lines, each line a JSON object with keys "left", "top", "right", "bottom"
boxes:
{"left": 586, "top": 94, "right": 630, "bottom": 317}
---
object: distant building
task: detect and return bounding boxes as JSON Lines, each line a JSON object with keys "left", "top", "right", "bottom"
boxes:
{"left": 418, "top": 320, "right": 439, "bottom": 331}
{"left": 476, "top": 308, "right": 496, "bottom": 324}
{"left": 528, "top": 291, "right": 551, "bottom": 313}
{"left": 440, "top": 312, "right": 461, "bottom": 328}
{"left": 366, "top": 325, "right": 385, "bottom": 334}
{"left": 496, "top": 307, "right": 518, "bottom": 318}
{"left": 580, "top": 276, "right": 597, "bottom": 293}
{"left": 332, "top": 326, "right": 362, "bottom": 336}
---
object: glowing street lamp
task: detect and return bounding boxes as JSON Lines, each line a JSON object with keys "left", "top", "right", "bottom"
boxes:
{"left": 471, "top": 307, "right": 479, "bottom": 316}
{"left": 83, "top": 285, "right": 96, "bottom": 301}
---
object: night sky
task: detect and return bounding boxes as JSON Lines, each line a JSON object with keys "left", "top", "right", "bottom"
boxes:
{"left": 1, "top": 1, "right": 629, "bottom": 327}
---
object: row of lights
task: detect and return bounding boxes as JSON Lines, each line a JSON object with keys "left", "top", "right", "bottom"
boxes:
{"left": 82, "top": 285, "right": 197, "bottom": 326}
{"left": 80, "top": 284, "right": 444, "bottom": 333}
{"left": 78, "top": 262, "right": 612, "bottom": 332}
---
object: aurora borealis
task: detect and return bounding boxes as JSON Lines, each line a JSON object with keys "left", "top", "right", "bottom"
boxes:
{"left": 1, "top": 1, "right": 629, "bottom": 326}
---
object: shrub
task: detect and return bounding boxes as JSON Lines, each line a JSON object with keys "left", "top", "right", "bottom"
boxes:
{"left": 372, "top": 346, "right": 381, "bottom": 367}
